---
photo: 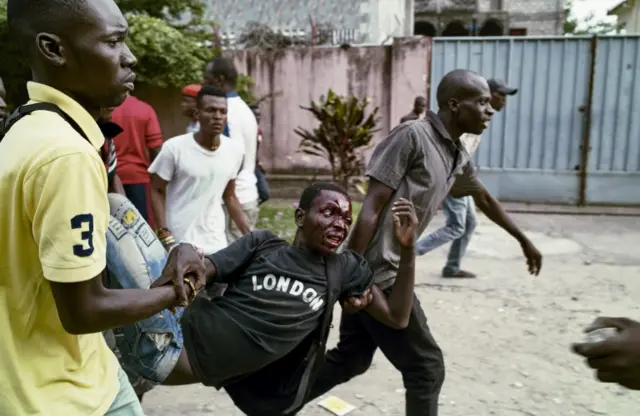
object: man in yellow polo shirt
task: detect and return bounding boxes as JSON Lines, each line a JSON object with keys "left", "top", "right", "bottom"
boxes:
{"left": 0, "top": 0, "right": 207, "bottom": 414}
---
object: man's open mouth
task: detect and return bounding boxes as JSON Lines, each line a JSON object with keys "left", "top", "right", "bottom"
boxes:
{"left": 325, "top": 234, "right": 344, "bottom": 248}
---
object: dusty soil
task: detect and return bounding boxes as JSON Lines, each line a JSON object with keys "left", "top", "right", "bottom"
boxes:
{"left": 143, "top": 212, "right": 640, "bottom": 415}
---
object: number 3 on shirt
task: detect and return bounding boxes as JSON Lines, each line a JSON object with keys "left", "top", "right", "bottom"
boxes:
{"left": 71, "top": 214, "right": 94, "bottom": 257}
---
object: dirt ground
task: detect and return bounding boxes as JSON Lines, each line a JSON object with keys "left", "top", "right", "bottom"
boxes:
{"left": 142, "top": 212, "right": 640, "bottom": 415}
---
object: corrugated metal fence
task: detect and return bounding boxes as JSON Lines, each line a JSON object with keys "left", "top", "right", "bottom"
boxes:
{"left": 430, "top": 35, "right": 640, "bottom": 205}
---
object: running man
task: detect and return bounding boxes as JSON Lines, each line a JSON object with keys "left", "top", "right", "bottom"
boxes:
{"left": 306, "top": 69, "right": 542, "bottom": 416}
{"left": 414, "top": 78, "right": 519, "bottom": 278}
{"left": 105, "top": 183, "right": 417, "bottom": 415}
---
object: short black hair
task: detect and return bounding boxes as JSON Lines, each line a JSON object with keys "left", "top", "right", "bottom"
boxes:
{"left": 298, "top": 182, "right": 350, "bottom": 211}
{"left": 206, "top": 56, "right": 238, "bottom": 85}
{"left": 436, "top": 69, "right": 486, "bottom": 109}
{"left": 196, "top": 84, "right": 226, "bottom": 107}
{"left": 414, "top": 96, "right": 426, "bottom": 106}
{"left": 7, "top": 0, "right": 87, "bottom": 48}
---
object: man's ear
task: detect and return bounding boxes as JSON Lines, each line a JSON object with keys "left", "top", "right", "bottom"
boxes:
{"left": 35, "top": 33, "right": 66, "bottom": 67}
{"left": 447, "top": 97, "right": 459, "bottom": 113}
{"left": 294, "top": 208, "right": 305, "bottom": 228}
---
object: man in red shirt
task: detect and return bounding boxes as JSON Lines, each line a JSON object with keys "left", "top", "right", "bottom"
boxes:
{"left": 111, "top": 95, "right": 164, "bottom": 222}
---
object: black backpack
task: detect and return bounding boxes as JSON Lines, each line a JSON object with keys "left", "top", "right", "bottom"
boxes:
{"left": 224, "top": 254, "right": 343, "bottom": 416}
{"left": 0, "top": 102, "right": 88, "bottom": 143}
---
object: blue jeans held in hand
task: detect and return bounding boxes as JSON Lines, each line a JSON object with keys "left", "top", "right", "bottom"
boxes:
{"left": 104, "top": 193, "right": 184, "bottom": 395}
{"left": 415, "top": 195, "right": 477, "bottom": 274}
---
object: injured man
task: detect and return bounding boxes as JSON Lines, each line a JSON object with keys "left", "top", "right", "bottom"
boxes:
{"left": 105, "top": 182, "right": 417, "bottom": 415}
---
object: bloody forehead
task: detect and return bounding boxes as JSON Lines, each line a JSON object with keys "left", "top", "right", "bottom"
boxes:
{"left": 313, "top": 190, "right": 352, "bottom": 214}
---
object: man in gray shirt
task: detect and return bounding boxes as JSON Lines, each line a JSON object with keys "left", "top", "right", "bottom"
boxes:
{"left": 414, "top": 78, "right": 518, "bottom": 278}
{"left": 308, "top": 69, "right": 542, "bottom": 416}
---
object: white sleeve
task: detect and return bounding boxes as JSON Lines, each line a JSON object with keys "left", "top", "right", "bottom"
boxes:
{"left": 244, "top": 111, "right": 258, "bottom": 153}
{"left": 226, "top": 113, "right": 246, "bottom": 154}
{"left": 148, "top": 144, "right": 176, "bottom": 181}
{"left": 231, "top": 141, "right": 244, "bottom": 179}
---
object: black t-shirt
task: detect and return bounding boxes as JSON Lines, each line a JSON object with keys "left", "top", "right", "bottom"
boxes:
{"left": 181, "top": 230, "right": 373, "bottom": 389}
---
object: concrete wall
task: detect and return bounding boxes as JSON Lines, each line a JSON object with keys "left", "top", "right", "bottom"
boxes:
{"left": 363, "top": 0, "right": 415, "bottom": 44}
{"left": 138, "top": 37, "right": 432, "bottom": 173}
{"left": 507, "top": 0, "right": 564, "bottom": 35}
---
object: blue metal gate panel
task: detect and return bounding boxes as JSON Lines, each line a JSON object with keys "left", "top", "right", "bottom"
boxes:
{"left": 586, "top": 36, "right": 640, "bottom": 205}
{"left": 430, "top": 36, "right": 592, "bottom": 203}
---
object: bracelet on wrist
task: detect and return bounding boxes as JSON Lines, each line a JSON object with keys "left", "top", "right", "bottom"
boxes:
{"left": 156, "top": 227, "right": 172, "bottom": 238}
{"left": 183, "top": 277, "right": 198, "bottom": 303}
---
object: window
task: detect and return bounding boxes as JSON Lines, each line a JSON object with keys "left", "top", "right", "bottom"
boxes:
{"left": 490, "top": 0, "right": 503, "bottom": 10}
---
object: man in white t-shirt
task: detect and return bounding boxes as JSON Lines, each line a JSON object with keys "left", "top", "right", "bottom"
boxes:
{"left": 148, "top": 85, "right": 250, "bottom": 254}
{"left": 415, "top": 78, "right": 518, "bottom": 278}
{"left": 204, "top": 57, "right": 260, "bottom": 243}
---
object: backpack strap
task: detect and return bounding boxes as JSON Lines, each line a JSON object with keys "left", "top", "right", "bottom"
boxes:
{"left": 0, "top": 102, "right": 89, "bottom": 144}
{"left": 285, "top": 254, "right": 342, "bottom": 413}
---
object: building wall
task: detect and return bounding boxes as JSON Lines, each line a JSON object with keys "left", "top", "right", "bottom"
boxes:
{"left": 363, "top": 0, "right": 414, "bottom": 44}
{"left": 507, "top": 0, "right": 564, "bottom": 35}
{"left": 415, "top": 0, "right": 563, "bottom": 35}
{"left": 205, "top": 0, "right": 411, "bottom": 45}
{"left": 615, "top": 2, "right": 640, "bottom": 33}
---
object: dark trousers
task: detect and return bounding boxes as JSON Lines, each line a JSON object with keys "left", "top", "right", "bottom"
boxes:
{"left": 307, "top": 290, "right": 445, "bottom": 416}
{"left": 123, "top": 183, "right": 149, "bottom": 221}
{"left": 255, "top": 166, "right": 270, "bottom": 205}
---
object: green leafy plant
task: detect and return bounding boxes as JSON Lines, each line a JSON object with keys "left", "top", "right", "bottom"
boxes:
{"left": 127, "top": 14, "right": 212, "bottom": 87}
{"left": 0, "top": 0, "right": 213, "bottom": 104}
{"left": 236, "top": 73, "right": 256, "bottom": 103}
{"left": 0, "top": 0, "right": 258, "bottom": 107}
{"left": 295, "top": 89, "right": 380, "bottom": 188}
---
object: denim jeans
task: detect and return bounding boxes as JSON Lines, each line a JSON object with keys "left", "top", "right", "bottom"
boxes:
{"left": 415, "top": 195, "right": 477, "bottom": 274}
{"left": 104, "top": 193, "right": 184, "bottom": 395}
{"left": 255, "top": 166, "right": 270, "bottom": 204}
{"left": 122, "top": 183, "right": 149, "bottom": 221}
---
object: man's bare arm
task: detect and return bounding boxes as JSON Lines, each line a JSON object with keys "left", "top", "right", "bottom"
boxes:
{"left": 364, "top": 248, "right": 415, "bottom": 329}
{"left": 454, "top": 176, "right": 542, "bottom": 276}
{"left": 347, "top": 178, "right": 394, "bottom": 255}
{"left": 150, "top": 173, "right": 169, "bottom": 230}
{"left": 470, "top": 185, "right": 542, "bottom": 275}
{"left": 362, "top": 199, "right": 417, "bottom": 329}
{"left": 50, "top": 273, "right": 179, "bottom": 335}
{"left": 108, "top": 173, "right": 126, "bottom": 195}
{"left": 149, "top": 146, "right": 161, "bottom": 163}
{"left": 223, "top": 179, "right": 251, "bottom": 235}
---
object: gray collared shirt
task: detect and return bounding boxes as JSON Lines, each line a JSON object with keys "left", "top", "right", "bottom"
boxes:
{"left": 354, "top": 111, "right": 484, "bottom": 289}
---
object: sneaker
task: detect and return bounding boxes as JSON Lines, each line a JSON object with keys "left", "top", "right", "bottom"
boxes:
{"left": 442, "top": 270, "right": 477, "bottom": 278}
